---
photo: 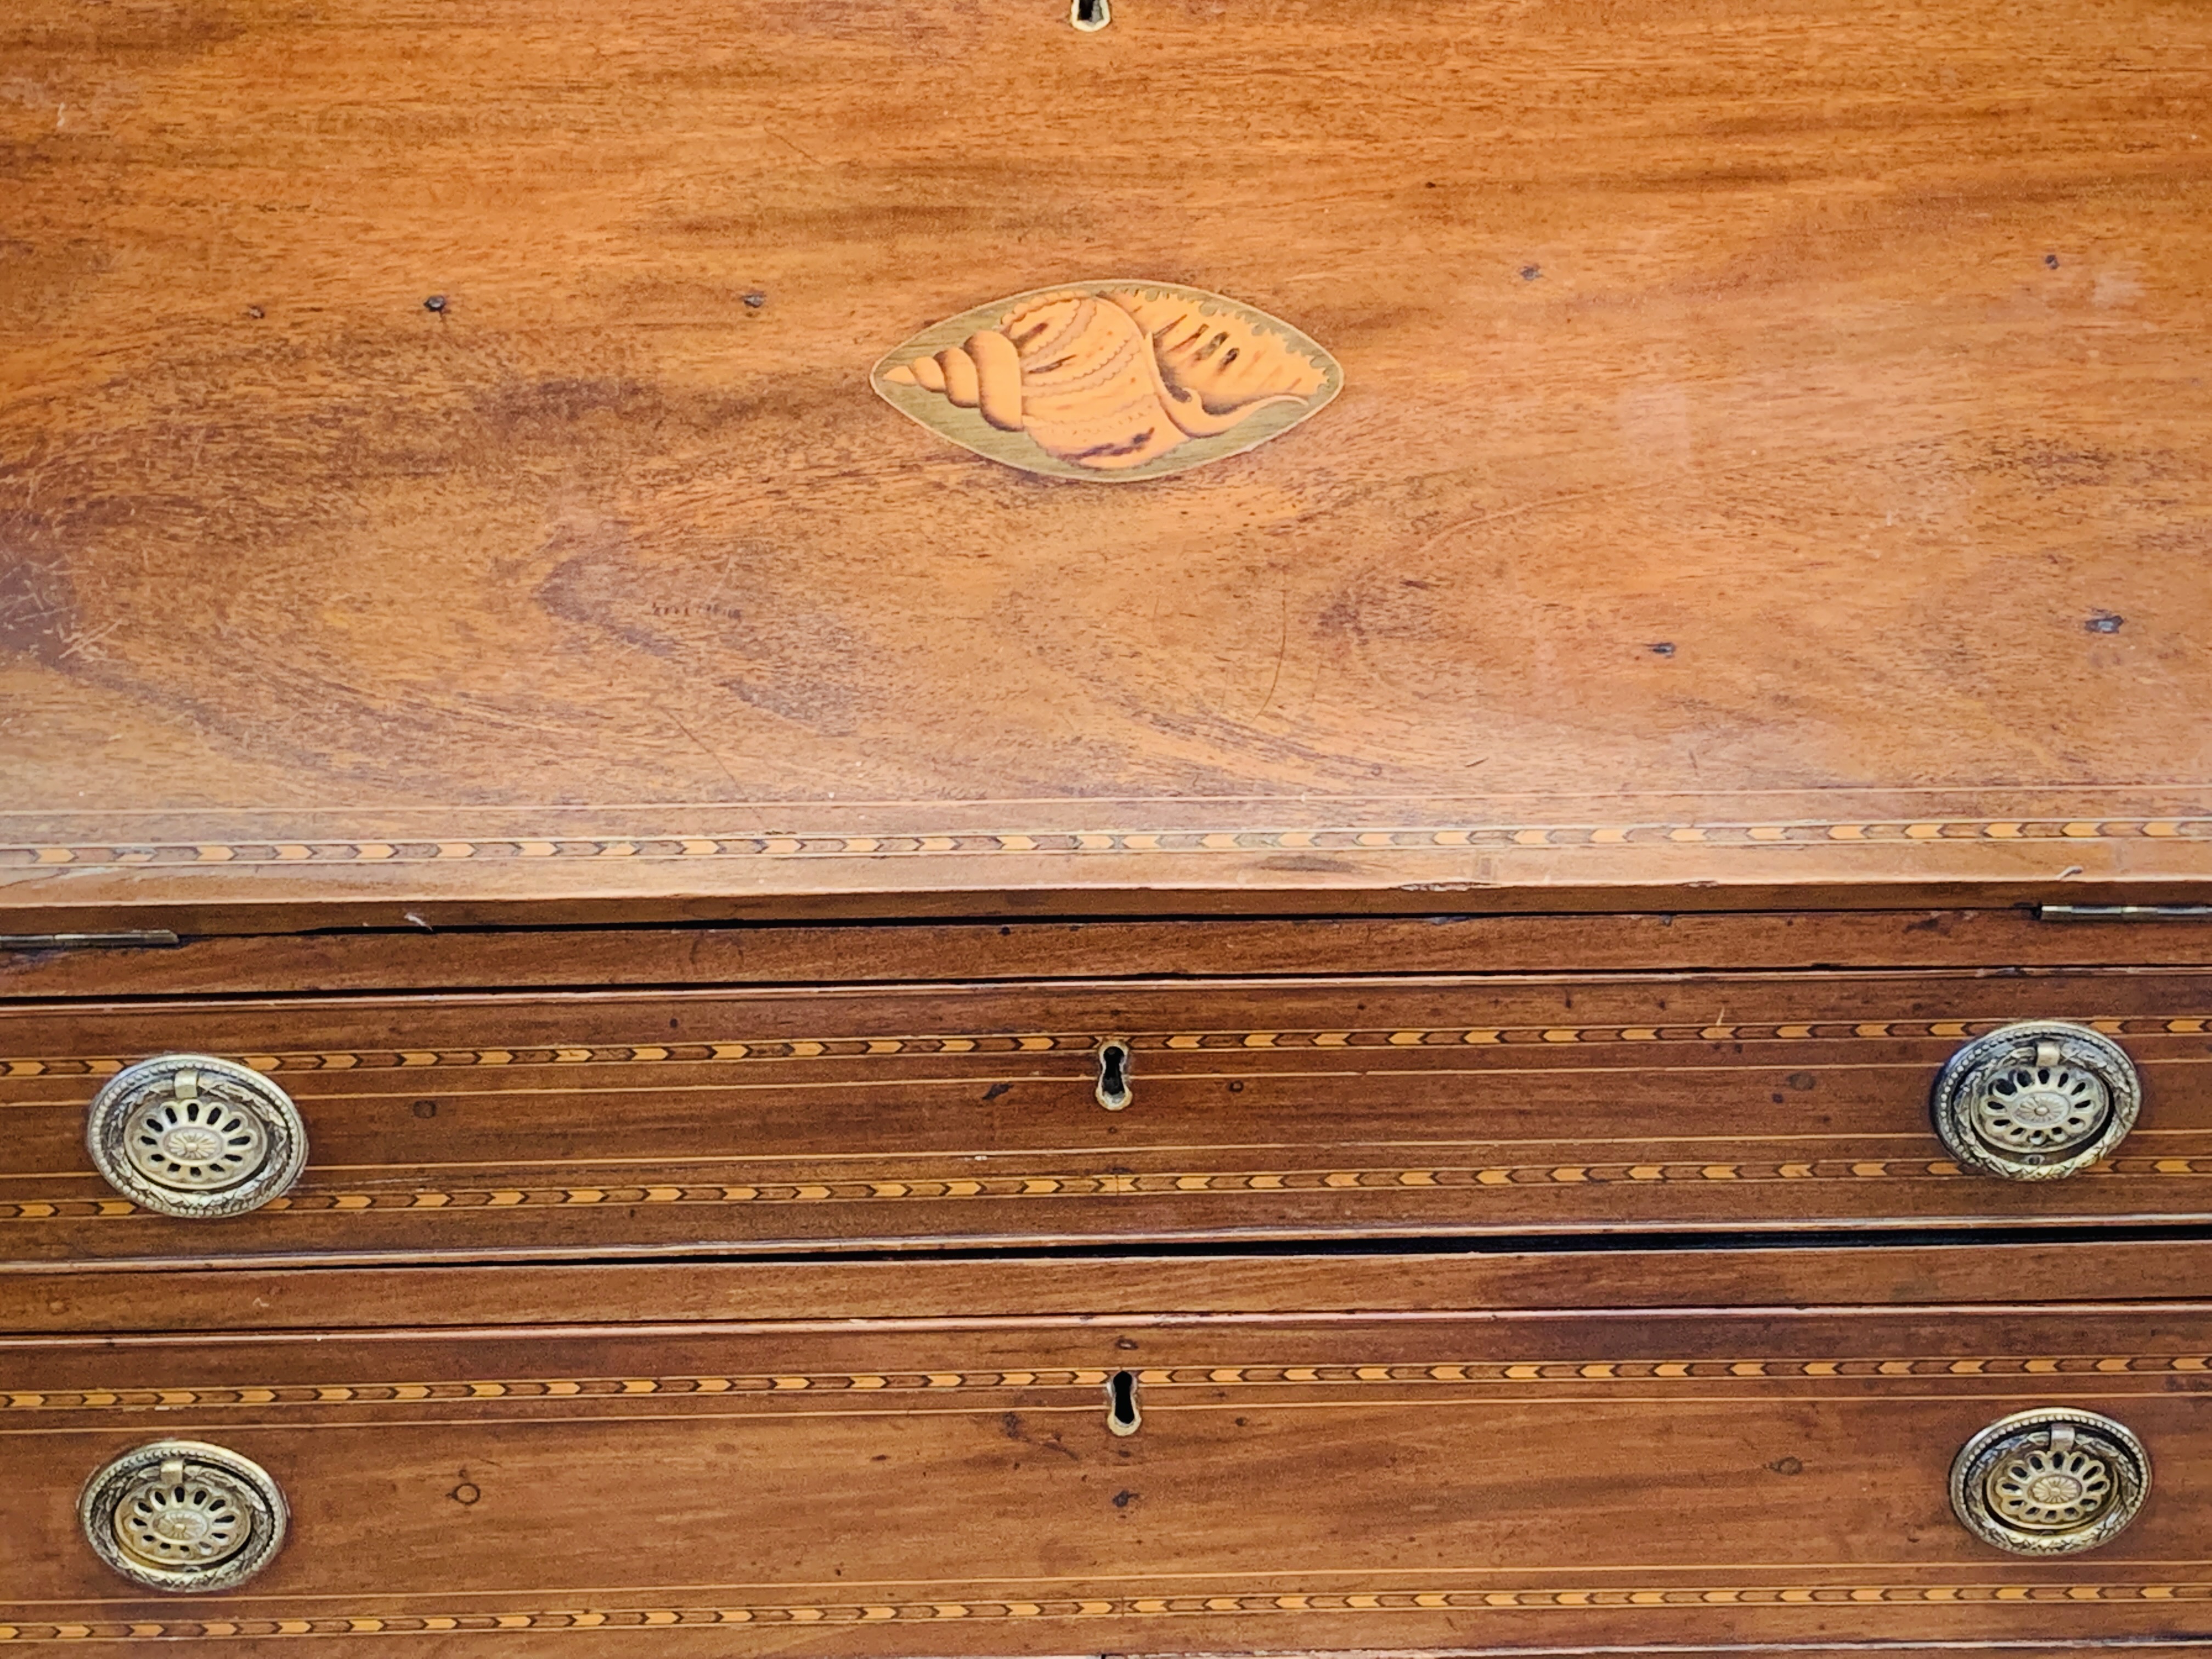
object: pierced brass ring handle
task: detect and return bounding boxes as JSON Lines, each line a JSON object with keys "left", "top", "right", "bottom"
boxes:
{"left": 1950, "top": 1408, "right": 2149, "bottom": 1555}
{"left": 1930, "top": 1021, "right": 2140, "bottom": 1180}
{"left": 85, "top": 1054, "right": 307, "bottom": 1218}
{"left": 80, "top": 1440, "right": 289, "bottom": 1592}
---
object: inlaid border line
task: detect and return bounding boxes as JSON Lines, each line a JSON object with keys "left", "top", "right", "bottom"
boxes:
{"left": 2, "top": 1580, "right": 2209, "bottom": 1640}
{"left": 8, "top": 1012, "right": 2208, "bottom": 1079}
{"left": 4, "top": 814, "right": 2208, "bottom": 872}
{"left": 15, "top": 1149, "right": 2212, "bottom": 1221}
{"left": 7, "top": 1350, "right": 2209, "bottom": 1413}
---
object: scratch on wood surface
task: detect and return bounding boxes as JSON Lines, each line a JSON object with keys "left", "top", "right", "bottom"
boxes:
{"left": 1256, "top": 587, "right": 1290, "bottom": 719}
{"left": 53, "top": 619, "right": 121, "bottom": 661}
{"left": 662, "top": 707, "right": 748, "bottom": 797}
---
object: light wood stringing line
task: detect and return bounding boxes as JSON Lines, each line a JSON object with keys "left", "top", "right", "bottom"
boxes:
{"left": 8, "top": 1013, "right": 2208, "bottom": 1080}
{"left": 21, "top": 1152, "right": 2212, "bottom": 1221}
{"left": 6, "top": 1580, "right": 2212, "bottom": 1640}
{"left": 5, "top": 816, "right": 2208, "bottom": 872}
{"left": 6, "top": 1350, "right": 2211, "bottom": 1415}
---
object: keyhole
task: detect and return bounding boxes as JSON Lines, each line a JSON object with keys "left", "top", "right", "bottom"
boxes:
{"left": 1070, "top": 0, "right": 1110, "bottom": 30}
{"left": 1096, "top": 1039, "right": 1132, "bottom": 1111}
{"left": 1107, "top": 1369, "right": 1141, "bottom": 1435}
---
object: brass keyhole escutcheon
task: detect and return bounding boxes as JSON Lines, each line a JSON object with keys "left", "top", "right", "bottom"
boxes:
{"left": 1070, "top": 0, "right": 1110, "bottom": 31}
{"left": 80, "top": 1440, "right": 290, "bottom": 1593}
{"left": 1950, "top": 1409, "right": 2148, "bottom": 1555}
{"left": 1096, "top": 1038, "right": 1133, "bottom": 1111}
{"left": 86, "top": 1054, "right": 308, "bottom": 1218}
{"left": 1106, "top": 1369, "right": 1142, "bottom": 1436}
{"left": 1930, "top": 1022, "right": 2140, "bottom": 1180}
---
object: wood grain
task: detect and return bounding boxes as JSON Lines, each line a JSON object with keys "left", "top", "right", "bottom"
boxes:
{"left": 5, "top": 1300, "right": 2211, "bottom": 1650}
{"left": 7, "top": 969, "right": 2212, "bottom": 1262}
{"left": 6, "top": 5, "right": 2211, "bottom": 1646}
{"left": 2, "top": 0, "right": 2209, "bottom": 926}
{"left": 10, "top": 910, "right": 2212, "bottom": 998}
{"left": 10, "top": 1240, "right": 2212, "bottom": 1335}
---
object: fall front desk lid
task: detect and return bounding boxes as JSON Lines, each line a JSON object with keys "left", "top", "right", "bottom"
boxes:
{"left": 2, "top": 0, "right": 2208, "bottom": 927}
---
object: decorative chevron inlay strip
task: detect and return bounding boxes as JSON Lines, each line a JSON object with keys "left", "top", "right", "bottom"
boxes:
{"left": 15, "top": 1152, "right": 2212, "bottom": 1221}
{"left": 4, "top": 815, "right": 2208, "bottom": 872}
{"left": 3, "top": 1580, "right": 2210, "bottom": 1640}
{"left": 6, "top": 1351, "right": 2209, "bottom": 1414}
{"left": 7, "top": 1013, "right": 2208, "bottom": 1080}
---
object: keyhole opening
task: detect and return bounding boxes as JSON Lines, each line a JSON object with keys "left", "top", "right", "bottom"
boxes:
{"left": 1096, "top": 1039, "right": 1132, "bottom": 1111}
{"left": 1107, "top": 1369, "right": 1142, "bottom": 1435}
{"left": 1071, "top": 0, "right": 1111, "bottom": 31}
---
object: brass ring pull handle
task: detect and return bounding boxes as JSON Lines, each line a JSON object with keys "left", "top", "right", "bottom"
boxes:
{"left": 1950, "top": 1408, "right": 2149, "bottom": 1555}
{"left": 85, "top": 1054, "right": 307, "bottom": 1217}
{"left": 1930, "top": 1021, "right": 2140, "bottom": 1180}
{"left": 80, "top": 1440, "right": 289, "bottom": 1592}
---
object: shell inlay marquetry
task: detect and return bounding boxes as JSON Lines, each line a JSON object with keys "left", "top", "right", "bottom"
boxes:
{"left": 873, "top": 283, "right": 1341, "bottom": 480}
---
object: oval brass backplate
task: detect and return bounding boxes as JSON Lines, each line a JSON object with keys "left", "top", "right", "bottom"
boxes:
{"left": 1950, "top": 1408, "right": 2149, "bottom": 1555}
{"left": 84, "top": 1054, "right": 308, "bottom": 1218}
{"left": 80, "top": 1440, "right": 290, "bottom": 1593}
{"left": 1931, "top": 1022, "right": 2140, "bottom": 1180}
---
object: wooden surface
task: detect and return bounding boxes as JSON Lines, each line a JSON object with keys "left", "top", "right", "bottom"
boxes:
{"left": 12, "top": 909, "right": 2212, "bottom": 998}
{"left": 12, "top": 1240, "right": 2212, "bottom": 1334}
{"left": 8, "top": 6, "right": 2212, "bottom": 1646}
{"left": 8, "top": 968, "right": 2212, "bottom": 1263}
{"left": 6, "top": 1293, "right": 2211, "bottom": 1650}
{"left": 3, "top": 0, "right": 2211, "bottom": 928}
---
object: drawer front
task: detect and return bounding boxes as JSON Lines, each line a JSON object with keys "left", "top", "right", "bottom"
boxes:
{"left": 6, "top": 970, "right": 2212, "bottom": 1262}
{"left": 4, "top": 1300, "right": 2210, "bottom": 1651}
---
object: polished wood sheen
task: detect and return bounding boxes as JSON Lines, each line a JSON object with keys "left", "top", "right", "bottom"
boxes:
{"left": 11, "top": 910, "right": 2212, "bottom": 998}
{"left": 4, "top": 1259, "right": 2210, "bottom": 1652}
{"left": 9, "top": 968, "right": 2212, "bottom": 1263}
{"left": 3, "top": 0, "right": 2210, "bottom": 928}
{"left": 7, "top": 3, "right": 2211, "bottom": 1650}
{"left": 8, "top": 1241, "right": 2212, "bottom": 1334}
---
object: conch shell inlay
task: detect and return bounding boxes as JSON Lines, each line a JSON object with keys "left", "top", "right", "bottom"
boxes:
{"left": 873, "top": 283, "right": 1341, "bottom": 481}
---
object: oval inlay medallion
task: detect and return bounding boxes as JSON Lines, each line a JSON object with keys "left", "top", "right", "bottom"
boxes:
{"left": 872, "top": 281, "right": 1341, "bottom": 481}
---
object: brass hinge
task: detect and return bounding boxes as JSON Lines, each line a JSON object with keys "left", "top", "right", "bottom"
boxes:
{"left": 2036, "top": 905, "right": 2212, "bottom": 923}
{"left": 0, "top": 930, "right": 182, "bottom": 951}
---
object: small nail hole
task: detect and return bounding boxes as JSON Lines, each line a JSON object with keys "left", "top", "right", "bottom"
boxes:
{"left": 1107, "top": 1368, "right": 1141, "bottom": 1435}
{"left": 1071, "top": 0, "right": 1110, "bottom": 30}
{"left": 1096, "top": 1039, "right": 1132, "bottom": 1111}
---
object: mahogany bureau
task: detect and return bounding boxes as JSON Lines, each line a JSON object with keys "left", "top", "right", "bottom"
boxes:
{"left": 4, "top": 1, "right": 2212, "bottom": 1654}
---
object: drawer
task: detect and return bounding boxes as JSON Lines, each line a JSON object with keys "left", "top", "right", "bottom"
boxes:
{"left": 4, "top": 1255, "right": 2209, "bottom": 1653}
{"left": 6, "top": 969, "right": 2212, "bottom": 1263}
